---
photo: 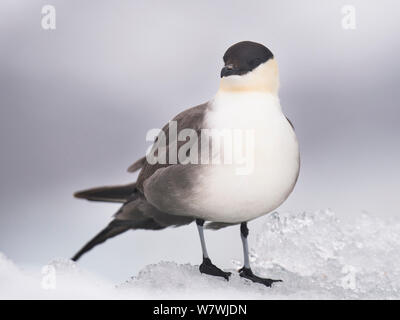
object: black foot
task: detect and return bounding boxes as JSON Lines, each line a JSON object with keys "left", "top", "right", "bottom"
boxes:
{"left": 199, "top": 258, "right": 232, "bottom": 281}
{"left": 239, "top": 267, "right": 282, "bottom": 287}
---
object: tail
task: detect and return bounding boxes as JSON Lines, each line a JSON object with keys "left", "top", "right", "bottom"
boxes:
{"left": 72, "top": 220, "right": 131, "bottom": 261}
{"left": 74, "top": 183, "right": 137, "bottom": 203}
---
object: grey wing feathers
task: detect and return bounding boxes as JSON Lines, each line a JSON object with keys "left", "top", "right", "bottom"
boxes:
{"left": 72, "top": 103, "right": 209, "bottom": 261}
{"left": 286, "top": 116, "right": 295, "bottom": 130}
{"left": 205, "top": 222, "right": 237, "bottom": 230}
{"left": 115, "top": 194, "right": 194, "bottom": 227}
{"left": 127, "top": 156, "right": 146, "bottom": 173}
{"left": 136, "top": 102, "right": 208, "bottom": 192}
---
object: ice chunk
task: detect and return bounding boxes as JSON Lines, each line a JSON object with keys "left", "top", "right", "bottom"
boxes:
{"left": 251, "top": 210, "right": 400, "bottom": 299}
{"left": 1, "top": 210, "right": 400, "bottom": 299}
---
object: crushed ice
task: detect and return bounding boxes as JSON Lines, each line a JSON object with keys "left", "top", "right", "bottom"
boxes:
{"left": 2, "top": 209, "right": 400, "bottom": 299}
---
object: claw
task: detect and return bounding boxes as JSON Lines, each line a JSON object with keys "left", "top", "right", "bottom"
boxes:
{"left": 239, "top": 267, "right": 282, "bottom": 287}
{"left": 199, "top": 257, "right": 232, "bottom": 281}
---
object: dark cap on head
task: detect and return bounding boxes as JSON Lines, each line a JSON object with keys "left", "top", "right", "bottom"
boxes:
{"left": 221, "top": 41, "right": 274, "bottom": 78}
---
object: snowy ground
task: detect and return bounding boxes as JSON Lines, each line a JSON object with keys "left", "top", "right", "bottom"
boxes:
{"left": 1, "top": 209, "right": 400, "bottom": 299}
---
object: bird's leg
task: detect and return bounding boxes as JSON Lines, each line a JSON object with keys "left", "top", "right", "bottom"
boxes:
{"left": 196, "top": 219, "right": 231, "bottom": 281}
{"left": 239, "top": 222, "right": 282, "bottom": 287}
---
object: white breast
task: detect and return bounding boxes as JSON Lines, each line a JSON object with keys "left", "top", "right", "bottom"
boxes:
{"left": 193, "top": 91, "right": 300, "bottom": 223}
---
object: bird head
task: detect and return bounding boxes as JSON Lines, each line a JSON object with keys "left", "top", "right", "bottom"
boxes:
{"left": 219, "top": 41, "right": 279, "bottom": 94}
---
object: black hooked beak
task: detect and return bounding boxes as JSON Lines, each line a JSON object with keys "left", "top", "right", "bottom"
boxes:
{"left": 220, "top": 64, "right": 239, "bottom": 78}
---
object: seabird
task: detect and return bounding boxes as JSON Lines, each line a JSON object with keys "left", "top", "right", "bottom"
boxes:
{"left": 72, "top": 41, "right": 300, "bottom": 287}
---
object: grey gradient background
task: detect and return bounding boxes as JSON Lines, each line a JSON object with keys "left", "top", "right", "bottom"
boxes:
{"left": 0, "top": 0, "right": 399, "bottom": 281}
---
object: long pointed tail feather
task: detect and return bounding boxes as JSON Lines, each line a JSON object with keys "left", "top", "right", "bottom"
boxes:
{"left": 71, "top": 220, "right": 131, "bottom": 261}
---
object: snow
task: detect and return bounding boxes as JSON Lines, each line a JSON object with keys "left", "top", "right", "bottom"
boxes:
{"left": 1, "top": 209, "right": 400, "bottom": 299}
